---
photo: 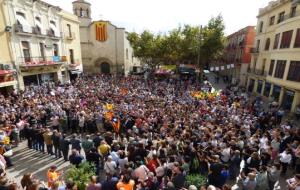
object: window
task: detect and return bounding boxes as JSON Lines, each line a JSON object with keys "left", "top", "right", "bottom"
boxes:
{"left": 69, "top": 49, "right": 74, "bottom": 64}
{"left": 39, "top": 43, "right": 45, "bottom": 61}
{"left": 280, "top": 30, "right": 293, "bottom": 49}
{"left": 257, "top": 80, "right": 263, "bottom": 94}
{"left": 256, "top": 39, "right": 260, "bottom": 50}
{"left": 290, "top": 6, "right": 297, "bottom": 18}
{"left": 126, "top": 49, "right": 129, "bottom": 60}
{"left": 80, "top": 8, "right": 83, "bottom": 17}
{"left": 273, "top": 33, "right": 280, "bottom": 49}
{"left": 259, "top": 21, "right": 264, "bottom": 33}
{"left": 295, "top": 29, "right": 300, "bottom": 48}
{"left": 50, "top": 20, "right": 56, "bottom": 26}
{"left": 263, "top": 82, "right": 271, "bottom": 97}
{"left": 22, "top": 41, "right": 31, "bottom": 62}
{"left": 53, "top": 44, "right": 59, "bottom": 56}
{"left": 16, "top": 12, "right": 25, "bottom": 18}
{"left": 67, "top": 24, "right": 72, "bottom": 37}
{"left": 265, "top": 38, "right": 270, "bottom": 50}
{"left": 35, "top": 16, "right": 41, "bottom": 22}
{"left": 269, "top": 60, "right": 275, "bottom": 76}
{"left": 269, "top": 16, "right": 275, "bottom": 26}
{"left": 287, "top": 61, "right": 300, "bottom": 82}
{"left": 274, "top": 60, "right": 286, "bottom": 79}
{"left": 278, "top": 11, "right": 285, "bottom": 23}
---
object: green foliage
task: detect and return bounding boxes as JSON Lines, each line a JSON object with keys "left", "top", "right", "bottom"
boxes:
{"left": 127, "top": 15, "right": 226, "bottom": 68}
{"left": 65, "top": 162, "right": 95, "bottom": 190}
{"left": 185, "top": 174, "right": 207, "bottom": 188}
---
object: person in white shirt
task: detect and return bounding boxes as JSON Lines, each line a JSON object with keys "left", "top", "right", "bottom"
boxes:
{"left": 104, "top": 156, "right": 117, "bottom": 175}
{"left": 279, "top": 148, "right": 292, "bottom": 175}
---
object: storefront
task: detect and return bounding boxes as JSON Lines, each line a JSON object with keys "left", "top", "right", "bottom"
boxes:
{"left": 282, "top": 89, "right": 295, "bottom": 111}
{"left": 257, "top": 80, "right": 263, "bottom": 94}
{"left": 248, "top": 79, "right": 255, "bottom": 92}
{"left": 271, "top": 85, "right": 281, "bottom": 102}
{"left": 19, "top": 63, "right": 63, "bottom": 89}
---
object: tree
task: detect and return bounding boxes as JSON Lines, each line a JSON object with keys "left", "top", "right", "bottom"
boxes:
{"left": 200, "top": 15, "right": 226, "bottom": 69}
{"left": 127, "top": 15, "right": 226, "bottom": 69}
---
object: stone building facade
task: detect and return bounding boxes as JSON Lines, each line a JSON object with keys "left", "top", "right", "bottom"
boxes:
{"left": 72, "top": 0, "right": 140, "bottom": 75}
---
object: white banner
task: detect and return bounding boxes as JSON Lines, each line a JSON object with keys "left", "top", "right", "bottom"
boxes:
{"left": 215, "top": 67, "right": 219, "bottom": 71}
{"left": 210, "top": 67, "right": 214, "bottom": 71}
{"left": 231, "top": 64, "right": 235, "bottom": 68}
{"left": 227, "top": 64, "right": 231, "bottom": 69}
{"left": 221, "top": 66, "right": 225, "bottom": 70}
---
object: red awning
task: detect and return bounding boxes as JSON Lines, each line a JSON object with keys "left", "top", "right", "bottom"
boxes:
{"left": 0, "top": 70, "right": 13, "bottom": 76}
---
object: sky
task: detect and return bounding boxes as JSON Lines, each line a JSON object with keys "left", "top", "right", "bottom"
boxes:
{"left": 45, "top": 0, "right": 272, "bottom": 35}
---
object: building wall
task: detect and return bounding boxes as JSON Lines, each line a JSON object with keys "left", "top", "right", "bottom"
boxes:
{"left": 221, "top": 26, "right": 256, "bottom": 86}
{"left": 2, "top": 0, "right": 82, "bottom": 90}
{"left": 0, "top": 0, "right": 12, "bottom": 65}
{"left": 60, "top": 10, "right": 83, "bottom": 72}
{"left": 74, "top": 0, "right": 139, "bottom": 75}
{"left": 247, "top": 0, "right": 300, "bottom": 112}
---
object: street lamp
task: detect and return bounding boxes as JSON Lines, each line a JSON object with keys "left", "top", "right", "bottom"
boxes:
{"left": 197, "top": 25, "right": 203, "bottom": 82}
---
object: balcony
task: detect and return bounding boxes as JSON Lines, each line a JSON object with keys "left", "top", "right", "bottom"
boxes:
{"left": 277, "top": 9, "right": 300, "bottom": 24}
{"left": 18, "top": 56, "right": 67, "bottom": 68}
{"left": 250, "top": 47, "right": 260, "bottom": 54}
{"left": 14, "top": 24, "right": 33, "bottom": 36}
{"left": 47, "top": 30, "right": 61, "bottom": 40}
{"left": 65, "top": 32, "right": 76, "bottom": 40}
{"left": 32, "top": 26, "right": 46, "bottom": 38}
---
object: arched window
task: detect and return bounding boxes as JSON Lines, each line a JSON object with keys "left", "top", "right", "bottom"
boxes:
{"left": 80, "top": 8, "right": 83, "bottom": 17}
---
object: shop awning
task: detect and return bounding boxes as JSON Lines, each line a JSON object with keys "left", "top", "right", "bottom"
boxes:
{"left": 0, "top": 70, "right": 13, "bottom": 76}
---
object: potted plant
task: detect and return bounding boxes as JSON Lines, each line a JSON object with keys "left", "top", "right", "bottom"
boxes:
{"left": 65, "top": 162, "right": 95, "bottom": 190}
{"left": 185, "top": 174, "right": 207, "bottom": 188}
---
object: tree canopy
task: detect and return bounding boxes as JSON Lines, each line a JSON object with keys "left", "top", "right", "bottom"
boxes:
{"left": 127, "top": 14, "right": 226, "bottom": 69}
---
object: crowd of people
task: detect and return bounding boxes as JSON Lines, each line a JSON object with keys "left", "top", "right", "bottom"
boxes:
{"left": 0, "top": 74, "right": 299, "bottom": 190}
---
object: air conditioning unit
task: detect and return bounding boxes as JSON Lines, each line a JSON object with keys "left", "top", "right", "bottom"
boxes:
{"left": 3, "top": 64, "right": 11, "bottom": 70}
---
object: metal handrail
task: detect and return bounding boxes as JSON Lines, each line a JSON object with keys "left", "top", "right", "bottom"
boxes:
{"left": 18, "top": 56, "right": 67, "bottom": 66}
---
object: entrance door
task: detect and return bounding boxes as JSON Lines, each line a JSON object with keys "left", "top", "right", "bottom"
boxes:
{"left": 248, "top": 79, "right": 255, "bottom": 92}
{"left": 101, "top": 62, "right": 110, "bottom": 74}
{"left": 282, "top": 90, "right": 295, "bottom": 111}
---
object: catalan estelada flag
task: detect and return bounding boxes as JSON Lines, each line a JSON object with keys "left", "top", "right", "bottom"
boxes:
{"left": 95, "top": 21, "right": 108, "bottom": 42}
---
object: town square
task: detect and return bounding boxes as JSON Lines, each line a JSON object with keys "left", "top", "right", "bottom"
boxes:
{"left": 0, "top": 0, "right": 300, "bottom": 189}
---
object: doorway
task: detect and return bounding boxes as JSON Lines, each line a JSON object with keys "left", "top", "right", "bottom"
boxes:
{"left": 282, "top": 90, "right": 295, "bottom": 111}
{"left": 101, "top": 62, "right": 110, "bottom": 74}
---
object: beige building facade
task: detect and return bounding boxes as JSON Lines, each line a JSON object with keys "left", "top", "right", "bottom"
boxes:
{"left": 1, "top": 0, "right": 82, "bottom": 90}
{"left": 73, "top": 0, "right": 140, "bottom": 76}
{"left": 0, "top": 0, "right": 17, "bottom": 93}
{"left": 247, "top": 0, "right": 300, "bottom": 112}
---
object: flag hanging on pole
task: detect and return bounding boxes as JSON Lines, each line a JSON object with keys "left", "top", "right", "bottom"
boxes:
{"left": 95, "top": 21, "right": 108, "bottom": 42}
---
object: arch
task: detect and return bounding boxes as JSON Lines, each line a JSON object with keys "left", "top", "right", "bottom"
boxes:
{"left": 94, "top": 57, "right": 113, "bottom": 74}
